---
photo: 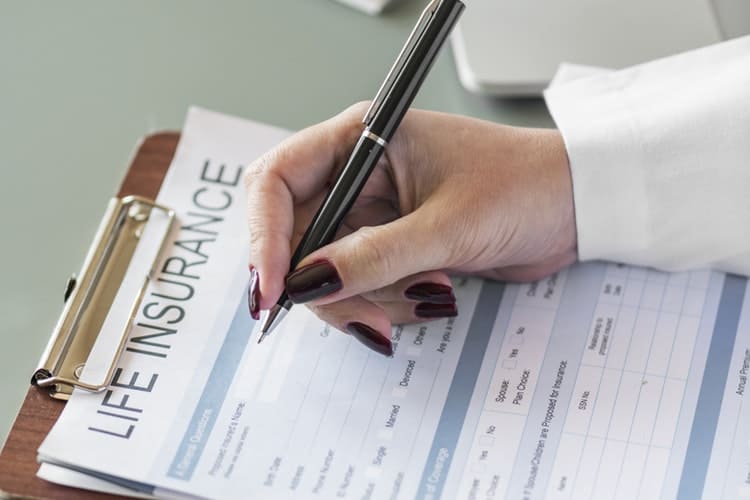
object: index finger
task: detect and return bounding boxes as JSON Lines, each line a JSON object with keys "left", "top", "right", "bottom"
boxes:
{"left": 243, "top": 103, "right": 366, "bottom": 309}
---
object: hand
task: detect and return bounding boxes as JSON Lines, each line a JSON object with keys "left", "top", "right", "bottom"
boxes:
{"left": 244, "top": 103, "right": 576, "bottom": 355}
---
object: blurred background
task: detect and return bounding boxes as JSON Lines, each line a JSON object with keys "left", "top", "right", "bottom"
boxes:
{"left": 0, "top": 0, "right": 553, "bottom": 447}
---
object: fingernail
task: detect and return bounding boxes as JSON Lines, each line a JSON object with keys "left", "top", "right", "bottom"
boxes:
{"left": 346, "top": 322, "right": 393, "bottom": 357}
{"left": 415, "top": 302, "right": 458, "bottom": 319}
{"left": 286, "top": 260, "right": 342, "bottom": 303}
{"left": 404, "top": 282, "right": 455, "bottom": 304}
{"left": 248, "top": 266, "right": 260, "bottom": 320}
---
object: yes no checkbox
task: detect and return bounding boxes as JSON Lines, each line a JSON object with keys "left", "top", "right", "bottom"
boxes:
{"left": 378, "top": 429, "right": 394, "bottom": 441}
{"left": 392, "top": 387, "right": 408, "bottom": 399}
{"left": 407, "top": 346, "right": 422, "bottom": 357}
{"left": 472, "top": 462, "right": 487, "bottom": 474}
{"left": 502, "top": 358, "right": 517, "bottom": 369}
{"left": 478, "top": 435, "right": 495, "bottom": 447}
{"left": 366, "top": 466, "right": 382, "bottom": 479}
{"left": 509, "top": 334, "right": 524, "bottom": 346}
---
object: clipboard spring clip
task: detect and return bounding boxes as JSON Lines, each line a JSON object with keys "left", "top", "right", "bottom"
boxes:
{"left": 32, "top": 195, "right": 175, "bottom": 400}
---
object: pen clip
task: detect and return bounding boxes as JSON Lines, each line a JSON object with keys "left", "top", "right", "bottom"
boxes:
{"left": 363, "top": 0, "right": 441, "bottom": 126}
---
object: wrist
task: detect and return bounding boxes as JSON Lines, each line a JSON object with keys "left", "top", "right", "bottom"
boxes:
{"left": 543, "top": 128, "right": 578, "bottom": 260}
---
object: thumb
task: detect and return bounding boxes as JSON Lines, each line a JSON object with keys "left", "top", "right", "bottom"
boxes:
{"left": 284, "top": 210, "right": 450, "bottom": 306}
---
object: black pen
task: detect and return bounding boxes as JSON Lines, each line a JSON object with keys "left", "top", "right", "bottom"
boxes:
{"left": 258, "top": 0, "right": 465, "bottom": 342}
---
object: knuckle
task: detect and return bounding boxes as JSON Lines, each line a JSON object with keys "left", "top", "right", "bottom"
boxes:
{"left": 243, "top": 159, "right": 267, "bottom": 192}
{"left": 345, "top": 101, "right": 371, "bottom": 117}
{"left": 444, "top": 214, "right": 480, "bottom": 265}
{"left": 247, "top": 225, "right": 274, "bottom": 261}
{"left": 244, "top": 146, "right": 289, "bottom": 190}
{"left": 242, "top": 163, "right": 258, "bottom": 191}
{"left": 439, "top": 204, "right": 501, "bottom": 268}
{"left": 247, "top": 223, "right": 265, "bottom": 250}
{"left": 350, "top": 226, "right": 395, "bottom": 285}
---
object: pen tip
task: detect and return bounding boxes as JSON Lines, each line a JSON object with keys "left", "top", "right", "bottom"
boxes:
{"left": 260, "top": 309, "right": 277, "bottom": 334}
{"left": 256, "top": 313, "right": 272, "bottom": 343}
{"left": 257, "top": 304, "right": 288, "bottom": 343}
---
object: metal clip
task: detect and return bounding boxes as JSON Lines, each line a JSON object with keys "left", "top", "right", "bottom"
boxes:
{"left": 32, "top": 196, "right": 175, "bottom": 400}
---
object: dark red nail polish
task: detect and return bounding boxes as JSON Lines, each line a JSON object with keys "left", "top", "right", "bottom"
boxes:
{"left": 404, "top": 282, "right": 455, "bottom": 304}
{"left": 248, "top": 266, "right": 260, "bottom": 320}
{"left": 415, "top": 302, "right": 458, "bottom": 319}
{"left": 286, "top": 260, "right": 342, "bottom": 303}
{"left": 346, "top": 322, "right": 393, "bottom": 357}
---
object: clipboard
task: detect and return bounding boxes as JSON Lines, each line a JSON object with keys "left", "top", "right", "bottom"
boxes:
{"left": 0, "top": 132, "right": 180, "bottom": 499}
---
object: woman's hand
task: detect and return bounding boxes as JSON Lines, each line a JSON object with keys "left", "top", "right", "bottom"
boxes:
{"left": 244, "top": 103, "right": 576, "bottom": 355}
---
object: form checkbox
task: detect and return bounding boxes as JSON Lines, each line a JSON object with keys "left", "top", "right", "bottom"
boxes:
{"left": 502, "top": 358, "right": 517, "bottom": 369}
{"left": 478, "top": 435, "right": 495, "bottom": 447}
{"left": 378, "top": 429, "right": 394, "bottom": 441}
{"left": 392, "top": 387, "right": 408, "bottom": 399}
{"left": 366, "top": 466, "right": 382, "bottom": 479}
{"left": 406, "top": 346, "right": 422, "bottom": 357}
{"left": 509, "top": 334, "right": 524, "bottom": 346}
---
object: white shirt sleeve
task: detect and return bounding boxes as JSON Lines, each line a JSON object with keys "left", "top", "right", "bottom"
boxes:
{"left": 544, "top": 35, "right": 750, "bottom": 276}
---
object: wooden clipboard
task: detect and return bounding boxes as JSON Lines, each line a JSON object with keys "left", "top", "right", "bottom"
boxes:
{"left": 0, "top": 132, "right": 180, "bottom": 499}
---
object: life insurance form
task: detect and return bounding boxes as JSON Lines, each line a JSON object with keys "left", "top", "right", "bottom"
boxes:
{"left": 37, "top": 108, "right": 750, "bottom": 500}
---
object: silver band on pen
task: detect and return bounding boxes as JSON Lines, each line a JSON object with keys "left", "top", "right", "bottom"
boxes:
{"left": 362, "top": 129, "right": 388, "bottom": 147}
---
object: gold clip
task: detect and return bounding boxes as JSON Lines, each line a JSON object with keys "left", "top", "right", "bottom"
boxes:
{"left": 31, "top": 195, "right": 175, "bottom": 400}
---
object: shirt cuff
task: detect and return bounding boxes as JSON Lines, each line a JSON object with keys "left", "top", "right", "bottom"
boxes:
{"left": 543, "top": 36, "right": 750, "bottom": 274}
{"left": 544, "top": 73, "right": 650, "bottom": 265}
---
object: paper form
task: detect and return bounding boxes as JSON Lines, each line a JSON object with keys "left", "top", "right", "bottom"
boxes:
{"left": 37, "top": 108, "right": 750, "bottom": 500}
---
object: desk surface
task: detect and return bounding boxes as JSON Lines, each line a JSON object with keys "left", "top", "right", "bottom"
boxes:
{"left": 0, "top": 0, "right": 552, "bottom": 450}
